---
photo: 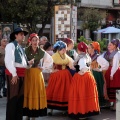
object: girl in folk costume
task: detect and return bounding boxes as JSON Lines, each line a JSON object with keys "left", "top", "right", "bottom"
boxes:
{"left": 63, "top": 38, "right": 78, "bottom": 60}
{"left": 102, "top": 39, "right": 120, "bottom": 111}
{"left": 43, "top": 41, "right": 54, "bottom": 56}
{"left": 23, "top": 33, "right": 53, "bottom": 120}
{"left": 68, "top": 42, "right": 100, "bottom": 120}
{"left": 43, "top": 41, "right": 54, "bottom": 87}
{"left": 88, "top": 42, "right": 107, "bottom": 107}
{"left": 46, "top": 41, "right": 74, "bottom": 115}
{"left": 43, "top": 42, "right": 54, "bottom": 87}
{"left": 62, "top": 38, "right": 78, "bottom": 76}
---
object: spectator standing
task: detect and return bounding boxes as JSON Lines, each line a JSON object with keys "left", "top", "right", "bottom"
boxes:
{"left": 39, "top": 36, "right": 48, "bottom": 49}
{"left": 0, "top": 38, "right": 8, "bottom": 98}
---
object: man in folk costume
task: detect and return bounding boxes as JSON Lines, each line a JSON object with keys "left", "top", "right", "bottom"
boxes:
{"left": 5, "top": 28, "right": 34, "bottom": 120}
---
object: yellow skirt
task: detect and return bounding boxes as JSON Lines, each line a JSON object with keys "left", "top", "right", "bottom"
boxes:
{"left": 23, "top": 68, "right": 47, "bottom": 110}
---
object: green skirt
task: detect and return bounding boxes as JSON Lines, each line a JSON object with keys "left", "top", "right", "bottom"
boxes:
{"left": 92, "top": 70, "right": 106, "bottom": 107}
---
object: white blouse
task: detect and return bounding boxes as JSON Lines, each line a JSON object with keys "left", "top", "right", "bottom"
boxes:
{"left": 5, "top": 43, "right": 27, "bottom": 77}
{"left": 118, "top": 51, "right": 120, "bottom": 61}
{"left": 78, "top": 54, "right": 91, "bottom": 74}
{"left": 111, "top": 51, "right": 120, "bottom": 77}
{"left": 38, "top": 52, "right": 53, "bottom": 73}
{"left": 98, "top": 51, "right": 120, "bottom": 77}
{"left": 97, "top": 55, "right": 109, "bottom": 71}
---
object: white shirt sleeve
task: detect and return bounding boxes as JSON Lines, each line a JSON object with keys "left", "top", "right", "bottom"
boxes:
{"left": 40, "top": 52, "right": 53, "bottom": 73}
{"left": 97, "top": 55, "right": 109, "bottom": 71}
{"left": 73, "top": 49, "right": 78, "bottom": 60}
{"left": 118, "top": 51, "right": 120, "bottom": 61}
{"left": 4, "top": 43, "right": 17, "bottom": 77}
{"left": 110, "top": 52, "right": 120, "bottom": 77}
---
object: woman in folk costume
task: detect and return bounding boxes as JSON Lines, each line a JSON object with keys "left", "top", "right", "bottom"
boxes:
{"left": 62, "top": 38, "right": 78, "bottom": 76}
{"left": 23, "top": 33, "right": 53, "bottom": 120}
{"left": 43, "top": 41, "right": 54, "bottom": 87}
{"left": 102, "top": 39, "right": 120, "bottom": 111}
{"left": 88, "top": 42, "right": 107, "bottom": 107}
{"left": 43, "top": 41, "right": 54, "bottom": 56}
{"left": 63, "top": 38, "right": 78, "bottom": 60}
{"left": 68, "top": 42, "right": 100, "bottom": 120}
{"left": 46, "top": 40, "right": 74, "bottom": 115}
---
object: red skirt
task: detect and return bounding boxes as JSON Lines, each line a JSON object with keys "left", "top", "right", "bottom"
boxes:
{"left": 105, "top": 67, "right": 120, "bottom": 102}
{"left": 68, "top": 72, "right": 100, "bottom": 119}
{"left": 46, "top": 69, "right": 72, "bottom": 110}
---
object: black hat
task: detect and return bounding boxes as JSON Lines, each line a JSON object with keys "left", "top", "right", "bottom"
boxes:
{"left": 10, "top": 27, "right": 28, "bottom": 41}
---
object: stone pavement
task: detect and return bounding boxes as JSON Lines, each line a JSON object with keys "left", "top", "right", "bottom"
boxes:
{"left": 0, "top": 97, "right": 116, "bottom": 120}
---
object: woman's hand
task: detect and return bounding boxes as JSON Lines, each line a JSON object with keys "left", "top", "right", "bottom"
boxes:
{"left": 52, "top": 69, "right": 59, "bottom": 73}
{"left": 110, "top": 76, "right": 113, "bottom": 80}
{"left": 37, "top": 66, "right": 43, "bottom": 71}
{"left": 71, "top": 66, "right": 76, "bottom": 70}
{"left": 28, "top": 58, "right": 34, "bottom": 65}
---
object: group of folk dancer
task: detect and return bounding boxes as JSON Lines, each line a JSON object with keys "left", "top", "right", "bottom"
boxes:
{"left": 4, "top": 27, "right": 120, "bottom": 120}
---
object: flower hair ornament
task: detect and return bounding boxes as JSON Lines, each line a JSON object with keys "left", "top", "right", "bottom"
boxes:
{"left": 28, "top": 33, "right": 39, "bottom": 42}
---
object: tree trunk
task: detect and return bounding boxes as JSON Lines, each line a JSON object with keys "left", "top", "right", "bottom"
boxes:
{"left": 38, "top": 21, "right": 47, "bottom": 37}
{"left": 38, "top": 0, "right": 52, "bottom": 36}
{"left": 85, "top": 29, "right": 90, "bottom": 39}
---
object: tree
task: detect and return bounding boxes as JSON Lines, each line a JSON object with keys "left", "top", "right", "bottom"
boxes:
{"left": 0, "top": 0, "right": 54, "bottom": 35}
{"left": 78, "top": 8, "right": 106, "bottom": 31}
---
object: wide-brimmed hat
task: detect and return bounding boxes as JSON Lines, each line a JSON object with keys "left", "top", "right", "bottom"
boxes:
{"left": 10, "top": 27, "right": 28, "bottom": 41}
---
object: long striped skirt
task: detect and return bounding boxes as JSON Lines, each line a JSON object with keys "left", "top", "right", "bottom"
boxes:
{"left": 46, "top": 69, "right": 72, "bottom": 110}
{"left": 68, "top": 72, "right": 100, "bottom": 119}
{"left": 105, "top": 67, "right": 120, "bottom": 102}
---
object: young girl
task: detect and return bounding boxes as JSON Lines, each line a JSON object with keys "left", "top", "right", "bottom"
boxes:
{"left": 43, "top": 41, "right": 54, "bottom": 86}
{"left": 46, "top": 41, "right": 74, "bottom": 115}
{"left": 63, "top": 38, "right": 78, "bottom": 76}
{"left": 88, "top": 42, "right": 106, "bottom": 107}
{"left": 68, "top": 42, "right": 100, "bottom": 119}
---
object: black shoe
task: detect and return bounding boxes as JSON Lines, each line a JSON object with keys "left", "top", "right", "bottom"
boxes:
{"left": 78, "top": 118, "right": 87, "bottom": 120}
{"left": 62, "top": 111, "right": 68, "bottom": 116}
{"left": 48, "top": 112, "right": 52, "bottom": 116}
{"left": 110, "top": 106, "right": 116, "bottom": 111}
{"left": 0, "top": 95, "right": 3, "bottom": 98}
{"left": 3, "top": 94, "right": 7, "bottom": 97}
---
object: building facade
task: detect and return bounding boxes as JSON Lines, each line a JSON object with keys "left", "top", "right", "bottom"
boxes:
{"left": 77, "top": 0, "right": 120, "bottom": 41}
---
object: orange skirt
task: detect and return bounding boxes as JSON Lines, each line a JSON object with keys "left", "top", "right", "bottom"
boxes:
{"left": 68, "top": 72, "right": 100, "bottom": 119}
{"left": 46, "top": 69, "right": 72, "bottom": 110}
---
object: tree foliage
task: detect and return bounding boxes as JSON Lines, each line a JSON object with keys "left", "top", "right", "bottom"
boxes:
{"left": 78, "top": 8, "right": 106, "bottom": 31}
{"left": 0, "top": 0, "right": 54, "bottom": 35}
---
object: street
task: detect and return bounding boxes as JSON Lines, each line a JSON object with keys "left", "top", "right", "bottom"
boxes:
{"left": 0, "top": 97, "right": 116, "bottom": 120}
